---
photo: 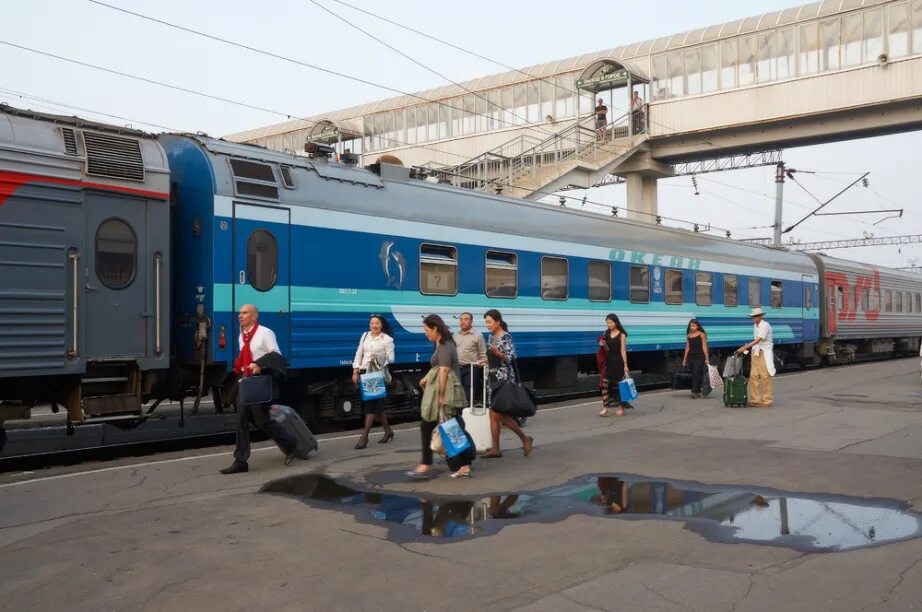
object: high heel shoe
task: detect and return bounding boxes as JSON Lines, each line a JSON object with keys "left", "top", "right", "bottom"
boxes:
{"left": 378, "top": 429, "right": 395, "bottom": 444}
{"left": 354, "top": 438, "right": 368, "bottom": 450}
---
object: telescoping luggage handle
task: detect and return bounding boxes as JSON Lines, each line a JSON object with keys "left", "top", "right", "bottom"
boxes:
{"left": 469, "top": 363, "right": 488, "bottom": 416}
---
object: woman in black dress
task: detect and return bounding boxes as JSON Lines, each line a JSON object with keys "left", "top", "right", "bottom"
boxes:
{"left": 599, "top": 313, "right": 632, "bottom": 417}
{"left": 682, "top": 319, "right": 709, "bottom": 399}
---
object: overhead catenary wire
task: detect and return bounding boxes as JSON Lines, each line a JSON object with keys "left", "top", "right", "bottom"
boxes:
{"left": 308, "top": 0, "right": 581, "bottom": 144}
{"left": 85, "top": 0, "right": 631, "bottom": 157}
{"left": 0, "top": 86, "right": 180, "bottom": 132}
{"left": 696, "top": 174, "right": 902, "bottom": 237}
{"left": 324, "top": 0, "right": 713, "bottom": 146}
{"left": 0, "top": 39, "right": 487, "bottom": 163}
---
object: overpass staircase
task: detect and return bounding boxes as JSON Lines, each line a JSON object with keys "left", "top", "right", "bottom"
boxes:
{"left": 436, "top": 114, "right": 653, "bottom": 200}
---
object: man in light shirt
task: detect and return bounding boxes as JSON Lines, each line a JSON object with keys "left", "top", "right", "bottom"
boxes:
{"left": 221, "top": 304, "right": 297, "bottom": 474}
{"left": 736, "top": 307, "right": 775, "bottom": 408}
{"left": 453, "top": 312, "right": 487, "bottom": 406}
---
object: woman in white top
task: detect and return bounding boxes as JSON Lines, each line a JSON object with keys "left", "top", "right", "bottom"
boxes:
{"left": 351, "top": 314, "right": 396, "bottom": 449}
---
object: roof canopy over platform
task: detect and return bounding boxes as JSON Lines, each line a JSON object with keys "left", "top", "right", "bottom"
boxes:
{"left": 576, "top": 59, "right": 649, "bottom": 93}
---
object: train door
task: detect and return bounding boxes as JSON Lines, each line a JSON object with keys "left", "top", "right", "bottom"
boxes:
{"left": 802, "top": 275, "right": 818, "bottom": 340}
{"left": 232, "top": 203, "right": 291, "bottom": 358}
{"left": 84, "top": 194, "right": 150, "bottom": 358}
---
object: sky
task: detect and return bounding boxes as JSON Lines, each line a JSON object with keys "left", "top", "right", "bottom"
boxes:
{"left": 2, "top": 0, "right": 921, "bottom": 269}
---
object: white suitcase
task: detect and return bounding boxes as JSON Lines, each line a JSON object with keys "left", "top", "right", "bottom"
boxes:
{"left": 461, "top": 364, "right": 492, "bottom": 452}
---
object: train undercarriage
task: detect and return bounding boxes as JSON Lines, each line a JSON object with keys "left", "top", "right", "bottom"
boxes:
{"left": 1, "top": 337, "right": 919, "bottom": 458}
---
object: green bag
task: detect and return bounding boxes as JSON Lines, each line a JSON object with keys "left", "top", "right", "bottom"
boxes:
{"left": 723, "top": 376, "right": 748, "bottom": 408}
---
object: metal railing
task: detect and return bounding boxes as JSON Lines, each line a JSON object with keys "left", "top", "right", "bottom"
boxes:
{"left": 434, "top": 105, "right": 649, "bottom": 193}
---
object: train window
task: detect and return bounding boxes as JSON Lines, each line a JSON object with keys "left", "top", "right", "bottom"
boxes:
{"left": 541, "top": 257, "right": 569, "bottom": 300}
{"left": 629, "top": 266, "right": 650, "bottom": 303}
{"left": 805, "top": 284, "right": 813, "bottom": 310}
{"left": 665, "top": 270, "right": 683, "bottom": 305}
{"left": 860, "top": 287, "right": 869, "bottom": 312}
{"left": 485, "top": 251, "right": 517, "bottom": 298}
{"left": 230, "top": 158, "right": 279, "bottom": 200}
{"left": 588, "top": 261, "right": 612, "bottom": 302}
{"left": 869, "top": 288, "right": 880, "bottom": 312}
{"left": 246, "top": 229, "right": 278, "bottom": 291}
{"left": 420, "top": 244, "right": 458, "bottom": 296}
{"left": 884, "top": 289, "right": 892, "bottom": 312}
{"left": 96, "top": 218, "right": 136, "bottom": 290}
{"left": 896, "top": 292, "right": 903, "bottom": 312}
{"left": 231, "top": 159, "right": 275, "bottom": 181}
{"left": 279, "top": 165, "right": 295, "bottom": 189}
{"left": 695, "top": 272, "right": 713, "bottom": 306}
{"left": 748, "top": 277, "right": 761, "bottom": 307}
{"left": 905, "top": 292, "right": 912, "bottom": 312}
{"left": 835, "top": 286, "right": 844, "bottom": 311}
{"left": 771, "top": 281, "right": 783, "bottom": 308}
{"left": 916, "top": 294, "right": 921, "bottom": 312}
{"left": 724, "top": 275, "right": 739, "bottom": 307}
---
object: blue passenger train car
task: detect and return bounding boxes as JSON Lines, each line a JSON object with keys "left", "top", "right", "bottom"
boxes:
{"left": 159, "top": 134, "right": 820, "bottom": 422}
{"left": 2, "top": 105, "right": 918, "bottom": 443}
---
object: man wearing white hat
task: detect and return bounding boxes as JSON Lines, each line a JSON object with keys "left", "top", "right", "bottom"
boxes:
{"left": 736, "top": 308, "right": 774, "bottom": 407}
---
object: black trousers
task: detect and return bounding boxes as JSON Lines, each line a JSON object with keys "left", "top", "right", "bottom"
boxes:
{"left": 458, "top": 365, "right": 483, "bottom": 405}
{"left": 420, "top": 414, "right": 467, "bottom": 466}
{"left": 233, "top": 397, "right": 297, "bottom": 463}
{"left": 688, "top": 356, "right": 706, "bottom": 394}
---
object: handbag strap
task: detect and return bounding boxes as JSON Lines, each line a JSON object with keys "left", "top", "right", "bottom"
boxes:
{"left": 511, "top": 358, "right": 523, "bottom": 385}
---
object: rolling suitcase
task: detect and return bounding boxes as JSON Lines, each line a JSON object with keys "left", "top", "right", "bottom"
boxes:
{"left": 461, "top": 363, "right": 492, "bottom": 452}
{"left": 723, "top": 376, "right": 748, "bottom": 408}
{"left": 269, "top": 404, "right": 319, "bottom": 459}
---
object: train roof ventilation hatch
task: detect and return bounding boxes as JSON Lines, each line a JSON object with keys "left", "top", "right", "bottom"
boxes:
{"left": 61, "top": 127, "right": 79, "bottom": 156}
{"left": 83, "top": 131, "right": 145, "bottom": 181}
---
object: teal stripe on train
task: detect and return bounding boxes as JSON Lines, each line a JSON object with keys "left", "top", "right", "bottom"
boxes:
{"left": 215, "top": 284, "right": 818, "bottom": 317}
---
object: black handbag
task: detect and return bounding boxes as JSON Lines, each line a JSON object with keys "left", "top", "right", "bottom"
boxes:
{"left": 672, "top": 365, "right": 693, "bottom": 390}
{"left": 490, "top": 381, "right": 537, "bottom": 417}
{"left": 238, "top": 374, "right": 273, "bottom": 405}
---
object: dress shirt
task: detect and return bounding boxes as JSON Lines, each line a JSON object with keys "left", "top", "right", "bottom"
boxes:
{"left": 239, "top": 324, "right": 281, "bottom": 361}
{"left": 453, "top": 329, "right": 487, "bottom": 366}
{"left": 352, "top": 332, "right": 395, "bottom": 370}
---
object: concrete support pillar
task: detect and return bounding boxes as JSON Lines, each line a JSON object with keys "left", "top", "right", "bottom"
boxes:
{"left": 625, "top": 173, "right": 658, "bottom": 222}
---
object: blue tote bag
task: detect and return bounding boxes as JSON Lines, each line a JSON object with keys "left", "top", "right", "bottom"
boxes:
{"left": 618, "top": 376, "right": 638, "bottom": 402}
{"left": 360, "top": 370, "right": 387, "bottom": 401}
{"left": 438, "top": 417, "right": 472, "bottom": 458}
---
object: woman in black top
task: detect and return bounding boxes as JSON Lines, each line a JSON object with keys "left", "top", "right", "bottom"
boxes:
{"left": 682, "top": 319, "right": 709, "bottom": 398}
{"left": 599, "top": 313, "right": 631, "bottom": 417}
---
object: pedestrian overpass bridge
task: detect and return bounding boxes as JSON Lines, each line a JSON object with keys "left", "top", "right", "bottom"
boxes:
{"left": 227, "top": 0, "right": 922, "bottom": 221}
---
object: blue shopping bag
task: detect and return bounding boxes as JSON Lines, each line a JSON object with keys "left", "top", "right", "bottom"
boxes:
{"left": 360, "top": 370, "right": 387, "bottom": 401}
{"left": 437, "top": 417, "right": 472, "bottom": 458}
{"left": 618, "top": 376, "right": 638, "bottom": 402}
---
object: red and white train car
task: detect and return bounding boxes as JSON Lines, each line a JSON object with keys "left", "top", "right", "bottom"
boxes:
{"left": 809, "top": 254, "right": 922, "bottom": 360}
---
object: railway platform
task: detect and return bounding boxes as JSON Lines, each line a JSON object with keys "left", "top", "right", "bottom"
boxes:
{"left": 1, "top": 358, "right": 921, "bottom": 611}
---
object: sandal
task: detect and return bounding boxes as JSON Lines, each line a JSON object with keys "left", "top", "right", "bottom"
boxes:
{"left": 523, "top": 436, "right": 534, "bottom": 457}
{"left": 450, "top": 469, "right": 472, "bottom": 479}
{"left": 615, "top": 408, "right": 625, "bottom": 417}
{"left": 481, "top": 450, "right": 503, "bottom": 459}
{"left": 599, "top": 408, "right": 610, "bottom": 417}
{"left": 405, "top": 469, "right": 432, "bottom": 480}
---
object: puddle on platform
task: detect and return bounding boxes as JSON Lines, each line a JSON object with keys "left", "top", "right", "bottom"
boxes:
{"left": 260, "top": 474, "right": 922, "bottom": 552}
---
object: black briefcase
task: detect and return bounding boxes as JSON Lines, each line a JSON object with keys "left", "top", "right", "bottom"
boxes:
{"left": 238, "top": 375, "right": 273, "bottom": 405}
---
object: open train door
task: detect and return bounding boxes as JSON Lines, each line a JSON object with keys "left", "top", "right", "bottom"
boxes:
{"left": 231, "top": 203, "right": 291, "bottom": 359}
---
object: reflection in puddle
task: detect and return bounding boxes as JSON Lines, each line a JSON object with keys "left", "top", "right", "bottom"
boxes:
{"left": 260, "top": 474, "right": 922, "bottom": 552}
